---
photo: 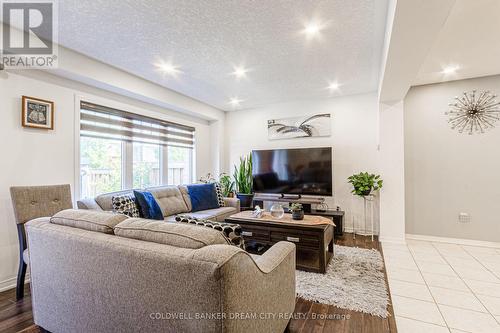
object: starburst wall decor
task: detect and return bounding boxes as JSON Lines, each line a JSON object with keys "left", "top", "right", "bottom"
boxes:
{"left": 446, "top": 90, "right": 500, "bottom": 135}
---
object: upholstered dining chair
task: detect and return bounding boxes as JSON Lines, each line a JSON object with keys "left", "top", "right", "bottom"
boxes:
{"left": 10, "top": 184, "right": 73, "bottom": 300}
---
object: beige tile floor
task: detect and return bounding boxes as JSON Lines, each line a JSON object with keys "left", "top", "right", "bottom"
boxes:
{"left": 383, "top": 240, "right": 500, "bottom": 333}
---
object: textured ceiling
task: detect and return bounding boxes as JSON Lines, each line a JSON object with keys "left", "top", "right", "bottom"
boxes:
{"left": 414, "top": 0, "right": 500, "bottom": 86}
{"left": 56, "top": 0, "right": 388, "bottom": 111}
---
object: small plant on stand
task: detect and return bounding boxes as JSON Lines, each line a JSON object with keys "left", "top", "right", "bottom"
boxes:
{"left": 347, "top": 172, "right": 382, "bottom": 242}
{"left": 347, "top": 172, "right": 383, "bottom": 197}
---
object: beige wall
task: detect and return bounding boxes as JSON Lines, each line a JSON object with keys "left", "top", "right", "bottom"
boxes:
{"left": 405, "top": 75, "right": 500, "bottom": 242}
{"left": 225, "top": 93, "right": 380, "bottom": 235}
{"left": 0, "top": 70, "right": 216, "bottom": 291}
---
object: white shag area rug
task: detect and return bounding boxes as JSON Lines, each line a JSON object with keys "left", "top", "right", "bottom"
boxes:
{"left": 296, "top": 245, "right": 389, "bottom": 318}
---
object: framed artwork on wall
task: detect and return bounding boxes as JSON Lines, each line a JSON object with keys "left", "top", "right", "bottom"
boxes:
{"left": 22, "top": 96, "right": 54, "bottom": 130}
{"left": 268, "top": 113, "right": 331, "bottom": 140}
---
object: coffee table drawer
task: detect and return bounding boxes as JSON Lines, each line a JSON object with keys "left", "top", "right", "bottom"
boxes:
{"left": 240, "top": 226, "right": 270, "bottom": 241}
{"left": 270, "top": 231, "right": 319, "bottom": 248}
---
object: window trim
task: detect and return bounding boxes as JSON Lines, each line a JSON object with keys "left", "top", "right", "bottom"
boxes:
{"left": 75, "top": 95, "right": 196, "bottom": 199}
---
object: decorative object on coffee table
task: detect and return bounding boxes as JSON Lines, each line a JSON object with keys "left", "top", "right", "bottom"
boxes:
{"left": 22, "top": 95, "right": 54, "bottom": 130}
{"left": 252, "top": 205, "right": 263, "bottom": 218}
{"left": 270, "top": 203, "right": 285, "bottom": 218}
{"left": 290, "top": 203, "right": 304, "bottom": 220}
{"left": 226, "top": 211, "right": 335, "bottom": 273}
{"left": 233, "top": 153, "right": 254, "bottom": 208}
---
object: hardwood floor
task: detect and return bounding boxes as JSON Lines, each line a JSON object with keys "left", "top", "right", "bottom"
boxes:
{"left": 0, "top": 234, "right": 396, "bottom": 333}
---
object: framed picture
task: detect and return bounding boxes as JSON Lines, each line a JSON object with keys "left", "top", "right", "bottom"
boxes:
{"left": 22, "top": 96, "right": 54, "bottom": 130}
{"left": 268, "top": 113, "right": 331, "bottom": 140}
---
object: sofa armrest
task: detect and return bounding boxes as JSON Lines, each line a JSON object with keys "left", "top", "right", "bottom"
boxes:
{"left": 76, "top": 198, "right": 103, "bottom": 210}
{"left": 253, "top": 241, "right": 296, "bottom": 273}
{"left": 219, "top": 241, "right": 296, "bottom": 333}
{"left": 223, "top": 197, "right": 240, "bottom": 212}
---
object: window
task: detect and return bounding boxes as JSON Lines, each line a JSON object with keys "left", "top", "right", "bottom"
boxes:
{"left": 80, "top": 137, "right": 123, "bottom": 198}
{"left": 79, "top": 101, "right": 195, "bottom": 197}
{"left": 168, "top": 146, "right": 192, "bottom": 185}
{"left": 133, "top": 142, "right": 160, "bottom": 188}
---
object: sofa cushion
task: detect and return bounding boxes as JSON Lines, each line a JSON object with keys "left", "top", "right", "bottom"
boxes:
{"left": 95, "top": 190, "right": 135, "bottom": 211}
{"left": 164, "top": 206, "right": 237, "bottom": 222}
{"left": 187, "top": 183, "right": 219, "bottom": 212}
{"left": 190, "top": 207, "right": 237, "bottom": 221}
{"left": 178, "top": 185, "right": 192, "bottom": 211}
{"left": 175, "top": 215, "right": 244, "bottom": 249}
{"left": 145, "top": 186, "right": 189, "bottom": 216}
{"left": 50, "top": 209, "right": 127, "bottom": 234}
{"left": 133, "top": 190, "right": 163, "bottom": 220}
{"left": 114, "top": 218, "right": 229, "bottom": 249}
{"left": 112, "top": 194, "right": 140, "bottom": 217}
{"left": 214, "top": 183, "right": 225, "bottom": 207}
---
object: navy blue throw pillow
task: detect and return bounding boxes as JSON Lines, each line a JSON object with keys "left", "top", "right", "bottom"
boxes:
{"left": 133, "top": 190, "right": 163, "bottom": 220}
{"left": 187, "top": 183, "right": 220, "bottom": 212}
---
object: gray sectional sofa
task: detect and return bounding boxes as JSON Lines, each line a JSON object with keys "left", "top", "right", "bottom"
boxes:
{"left": 26, "top": 209, "right": 296, "bottom": 333}
{"left": 77, "top": 184, "right": 240, "bottom": 221}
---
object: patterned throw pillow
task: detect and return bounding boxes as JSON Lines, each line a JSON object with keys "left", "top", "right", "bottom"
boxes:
{"left": 112, "top": 194, "right": 140, "bottom": 218}
{"left": 175, "top": 215, "right": 244, "bottom": 249}
{"left": 214, "top": 182, "right": 225, "bottom": 207}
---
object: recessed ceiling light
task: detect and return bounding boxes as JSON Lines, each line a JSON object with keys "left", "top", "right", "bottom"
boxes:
{"left": 231, "top": 66, "right": 248, "bottom": 79}
{"left": 327, "top": 82, "right": 340, "bottom": 91}
{"left": 155, "top": 61, "right": 182, "bottom": 76}
{"left": 303, "top": 21, "right": 324, "bottom": 38}
{"left": 229, "top": 97, "right": 243, "bottom": 107}
{"left": 441, "top": 65, "right": 460, "bottom": 75}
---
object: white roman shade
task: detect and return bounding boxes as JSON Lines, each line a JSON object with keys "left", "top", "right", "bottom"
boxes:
{"left": 80, "top": 101, "right": 195, "bottom": 149}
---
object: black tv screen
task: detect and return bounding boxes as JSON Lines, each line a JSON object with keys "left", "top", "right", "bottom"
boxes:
{"left": 252, "top": 147, "right": 332, "bottom": 196}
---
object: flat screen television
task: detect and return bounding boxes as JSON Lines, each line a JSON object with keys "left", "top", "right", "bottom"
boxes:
{"left": 252, "top": 147, "right": 332, "bottom": 196}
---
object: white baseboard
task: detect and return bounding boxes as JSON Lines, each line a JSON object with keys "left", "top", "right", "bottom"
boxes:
{"left": 0, "top": 275, "right": 30, "bottom": 293}
{"left": 0, "top": 276, "right": 17, "bottom": 293}
{"left": 379, "top": 236, "right": 406, "bottom": 245}
{"left": 343, "top": 227, "right": 379, "bottom": 236}
{"left": 406, "top": 234, "right": 500, "bottom": 249}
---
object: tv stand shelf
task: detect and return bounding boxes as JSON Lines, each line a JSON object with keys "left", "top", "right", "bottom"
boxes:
{"left": 253, "top": 195, "right": 325, "bottom": 205}
{"left": 252, "top": 195, "right": 345, "bottom": 237}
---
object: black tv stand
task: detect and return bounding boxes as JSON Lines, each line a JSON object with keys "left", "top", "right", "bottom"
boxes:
{"left": 252, "top": 195, "right": 344, "bottom": 236}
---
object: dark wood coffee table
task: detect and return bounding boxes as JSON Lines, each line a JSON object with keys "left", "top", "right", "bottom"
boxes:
{"left": 226, "top": 211, "right": 335, "bottom": 273}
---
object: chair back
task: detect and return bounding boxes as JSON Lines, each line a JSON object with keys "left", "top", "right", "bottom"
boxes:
{"left": 10, "top": 184, "right": 73, "bottom": 224}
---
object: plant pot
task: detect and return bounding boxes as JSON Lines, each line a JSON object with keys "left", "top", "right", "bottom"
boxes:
{"left": 292, "top": 210, "right": 304, "bottom": 220}
{"left": 236, "top": 193, "right": 254, "bottom": 209}
{"left": 360, "top": 189, "right": 372, "bottom": 196}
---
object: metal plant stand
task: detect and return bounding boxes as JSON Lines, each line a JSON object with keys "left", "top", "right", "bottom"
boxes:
{"left": 363, "top": 194, "right": 375, "bottom": 241}
{"left": 352, "top": 194, "right": 375, "bottom": 241}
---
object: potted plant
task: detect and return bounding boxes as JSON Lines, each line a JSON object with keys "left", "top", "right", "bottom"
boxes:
{"left": 219, "top": 173, "right": 235, "bottom": 197}
{"left": 233, "top": 154, "right": 253, "bottom": 208}
{"left": 290, "top": 203, "right": 304, "bottom": 220}
{"left": 347, "top": 172, "right": 383, "bottom": 196}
